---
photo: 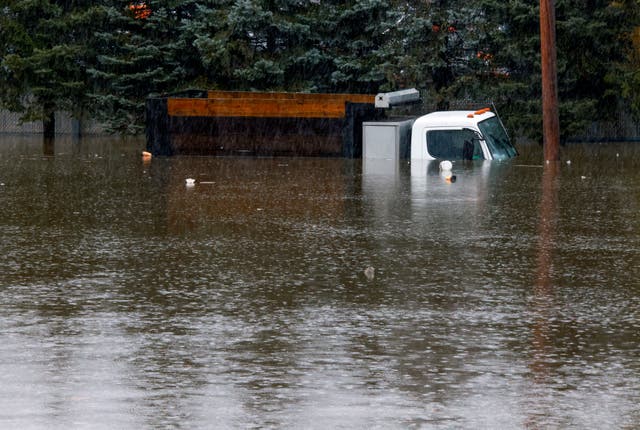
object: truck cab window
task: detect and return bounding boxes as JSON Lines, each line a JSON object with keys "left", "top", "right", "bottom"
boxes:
{"left": 426, "top": 129, "right": 485, "bottom": 160}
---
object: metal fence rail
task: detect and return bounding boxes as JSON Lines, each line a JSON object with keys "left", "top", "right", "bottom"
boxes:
{"left": 0, "top": 110, "right": 106, "bottom": 135}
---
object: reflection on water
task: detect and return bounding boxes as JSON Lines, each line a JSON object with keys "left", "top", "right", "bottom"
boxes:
{"left": 1, "top": 136, "right": 639, "bottom": 428}
{"left": 526, "top": 162, "right": 560, "bottom": 429}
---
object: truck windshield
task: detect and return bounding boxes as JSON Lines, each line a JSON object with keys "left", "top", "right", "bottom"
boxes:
{"left": 478, "top": 117, "right": 517, "bottom": 160}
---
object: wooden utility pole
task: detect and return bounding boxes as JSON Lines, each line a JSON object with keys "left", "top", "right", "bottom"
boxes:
{"left": 540, "top": 0, "right": 560, "bottom": 161}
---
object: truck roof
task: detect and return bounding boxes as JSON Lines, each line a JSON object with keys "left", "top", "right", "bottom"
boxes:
{"left": 413, "top": 109, "right": 495, "bottom": 129}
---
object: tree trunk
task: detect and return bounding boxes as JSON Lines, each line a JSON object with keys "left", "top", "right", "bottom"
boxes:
{"left": 43, "top": 105, "right": 55, "bottom": 139}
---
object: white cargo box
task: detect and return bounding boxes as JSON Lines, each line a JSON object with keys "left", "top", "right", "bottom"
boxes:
{"left": 362, "top": 119, "right": 414, "bottom": 159}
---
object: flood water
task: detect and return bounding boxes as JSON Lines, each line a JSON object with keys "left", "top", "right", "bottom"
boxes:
{"left": 1, "top": 135, "right": 639, "bottom": 429}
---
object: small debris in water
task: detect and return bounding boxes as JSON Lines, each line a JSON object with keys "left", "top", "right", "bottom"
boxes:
{"left": 439, "top": 160, "right": 453, "bottom": 171}
{"left": 185, "top": 178, "right": 196, "bottom": 187}
{"left": 581, "top": 175, "right": 587, "bottom": 180}
{"left": 364, "top": 266, "right": 375, "bottom": 280}
{"left": 566, "top": 160, "right": 571, "bottom": 165}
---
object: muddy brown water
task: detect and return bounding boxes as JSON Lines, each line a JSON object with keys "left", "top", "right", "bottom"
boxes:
{"left": 1, "top": 135, "right": 639, "bottom": 429}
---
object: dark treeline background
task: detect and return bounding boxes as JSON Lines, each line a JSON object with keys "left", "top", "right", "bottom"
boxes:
{"left": 1, "top": 0, "right": 640, "bottom": 141}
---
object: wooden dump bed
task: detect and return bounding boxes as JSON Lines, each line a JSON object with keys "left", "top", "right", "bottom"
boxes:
{"left": 146, "top": 91, "right": 378, "bottom": 157}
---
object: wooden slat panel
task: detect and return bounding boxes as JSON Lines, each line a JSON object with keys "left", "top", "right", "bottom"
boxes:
{"left": 168, "top": 97, "right": 358, "bottom": 118}
{"left": 168, "top": 116, "right": 343, "bottom": 137}
{"left": 170, "top": 133, "right": 343, "bottom": 156}
{"left": 206, "top": 90, "right": 375, "bottom": 105}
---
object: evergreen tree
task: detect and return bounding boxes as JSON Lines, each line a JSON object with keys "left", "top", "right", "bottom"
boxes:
{"left": 555, "top": 0, "right": 636, "bottom": 139}
{"left": 468, "top": 0, "right": 542, "bottom": 138}
{"left": 3, "top": 0, "right": 639, "bottom": 139}
{"left": 0, "top": 0, "right": 105, "bottom": 136}
{"left": 318, "top": 0, "right": 402, "bottom": 93}
{"left": 189, "top": 0, "right": 403, "bottom": 93}
{"left": 190, "top": 0, "right": 331, "bottom": 92}
{"left": 394, "top": 0, "right": 496, "bottom": 107}
{"left": 89, "top": 0, "right": 204, "bottom": 133}
{"left": 394, "top": 0, "right": 640, "bottom": 141}
{"left": 605, "top": 0, "right": 640, "bottom": 120}
{"left": 179, "top": 1, "right": 232, "bottom": 88}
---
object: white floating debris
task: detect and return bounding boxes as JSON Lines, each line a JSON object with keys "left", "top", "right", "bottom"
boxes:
{"left": 566, "top": 160, "right": 571, "bottom": 165}
{"left": 581, "top": 176, "right": 587, "bottom": 180}
{"left": 185, "top": 178, "right": 196, "bottom": 186}
{"left": 439, "top": 160, "right": 453, "bottom": 171}
{"left": 364, "top": 266, "right": 375, "bottom": 281}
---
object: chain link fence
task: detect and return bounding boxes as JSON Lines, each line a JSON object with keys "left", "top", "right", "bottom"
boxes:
{"left": 0, "top": 110, "right": 106, "bottom": 135}
{"left": 575, "top": 109, "right": 640, "bottom": 142}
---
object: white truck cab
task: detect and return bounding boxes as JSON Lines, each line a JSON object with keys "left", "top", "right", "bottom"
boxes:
{"left": 410, "top": 109, "right": 517, "bottom": 161}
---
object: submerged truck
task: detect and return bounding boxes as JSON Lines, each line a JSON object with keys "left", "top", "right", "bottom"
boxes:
{"left": 364, "top": 89, "right": 518, "bottom": 161}
{"left": 410, "top": 108, "right": 517, "bottom": 161}
{"left": 145, "top": 88, "right": 517, "bottom": 159}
